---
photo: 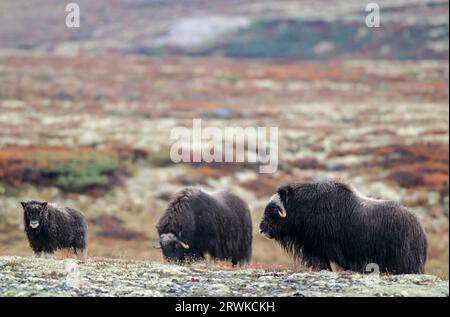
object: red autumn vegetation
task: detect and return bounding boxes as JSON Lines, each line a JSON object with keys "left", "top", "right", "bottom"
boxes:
{"left": 376, "top": 143, "right": 448, "bottom": 193}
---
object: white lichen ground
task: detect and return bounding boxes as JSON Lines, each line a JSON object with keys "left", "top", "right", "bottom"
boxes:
{"left": 0, "top": 256, "right": 447, "bottom": 297}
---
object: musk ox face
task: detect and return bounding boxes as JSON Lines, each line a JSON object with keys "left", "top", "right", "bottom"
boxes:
{"left": 259, "top": 186, "right": 293, "bottom": 239}
{"left": 260, "top": 182, "right": 320, "bottom": 240}
{"left": 159, "top": 233, "right": 190, "bottom": 262}
{"left": 21, "top": 201, "right": 48, "bottom": 229}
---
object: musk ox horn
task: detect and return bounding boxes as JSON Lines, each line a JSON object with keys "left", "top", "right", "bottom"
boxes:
{"left": 278, "top": 210, "right": 287, "bottom": 218}
{"left": 179, "top": 241, "right": 190, "bottom": 249}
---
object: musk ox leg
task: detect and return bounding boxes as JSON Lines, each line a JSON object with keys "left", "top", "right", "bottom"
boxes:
{"left": 231, "top": 257, "right": 249, "bottom": 267}
{"left": 76, "top": 248, "right": 88, "bottom": 261}
{"left": 73, "top": 233, "right": 87, "bottom": 261}
{"left": 330, "top": 261, "right": 344, "bottom": 272}
{"left": 74, "top": 247, "right": 88, "bottom": 261}
{"left": 42, "top": 252, "right": 54, "bottom": 259}
{"left": 32, "top": 246, "right": 45, "bottom": 258}
{"left": 301, "top": 251, "right": 331, "bottom": 270}
{"left": 82, "top": 248, "right": 88, "bottom": 261}
{"left": 205, "top": 254, "right": 214, "bottom": 267}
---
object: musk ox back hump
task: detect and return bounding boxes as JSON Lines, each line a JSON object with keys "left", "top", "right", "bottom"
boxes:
{"left": 157, "top": 187, "right": 252, "bottom": 265}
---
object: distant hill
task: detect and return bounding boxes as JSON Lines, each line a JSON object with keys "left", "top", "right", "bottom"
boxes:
{"left": 144, "top": 17, "right": 448, "bottom": 60}
{"left": 0, "top": 0, "right": 448, "bottom": 59}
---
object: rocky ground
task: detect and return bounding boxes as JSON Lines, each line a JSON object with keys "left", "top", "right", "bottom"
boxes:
{"left": 0, "top": 256, "right": 448, "bottom": 297}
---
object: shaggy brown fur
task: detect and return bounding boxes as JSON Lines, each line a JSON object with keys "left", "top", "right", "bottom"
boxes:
{"left": 157, "top": 187, "right": 252, "bottom": 266}
{"left": 260, "top": 180, "right": 427, "bottom": 274}
{"left": 21, "top": 201, "right": 88, "bottom": 259}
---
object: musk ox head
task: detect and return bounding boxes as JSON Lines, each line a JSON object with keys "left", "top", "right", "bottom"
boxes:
{"left": 21, "top": 201, "right": 48, "bottom": 229}
{"left": 159, "top": 233, "right": 190, "bottom": 262}
{"left": 259, "top": 185, "right": 293, "bottom": 240}
{"left": 259, "top": 180, "right": 347, "bottom": 240}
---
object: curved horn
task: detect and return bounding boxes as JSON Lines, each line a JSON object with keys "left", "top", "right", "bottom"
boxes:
{"left": 278, "top": 209, "right": 287, "bottom": 218}
{"left": 179, "top": 241, "right": 190, "bottom": 249}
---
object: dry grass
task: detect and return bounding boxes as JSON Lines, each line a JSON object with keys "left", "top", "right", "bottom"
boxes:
{"left": 40, "top": 271, "right": 67, "bottom": 279}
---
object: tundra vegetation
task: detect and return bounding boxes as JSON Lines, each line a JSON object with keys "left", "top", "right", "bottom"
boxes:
{"left": 0, "top": 56, "right": 447, "bottom": 278}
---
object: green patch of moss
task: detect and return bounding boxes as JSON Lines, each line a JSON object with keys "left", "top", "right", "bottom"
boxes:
{"left": 35, "top": 152, "right": 120, "bottom": 192}
{"left": 146, "top": 153, "right": 174, "bottom": 167}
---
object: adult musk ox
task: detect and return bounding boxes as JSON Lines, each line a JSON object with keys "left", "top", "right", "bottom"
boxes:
{"left": 156, "top": 187, "right": 252, "bottom": 266}
{"left": 259, "top": 180, "right": 427, "bottom": 274}
{"left": 21, "top": 201, "right": 88, "bottom": 259}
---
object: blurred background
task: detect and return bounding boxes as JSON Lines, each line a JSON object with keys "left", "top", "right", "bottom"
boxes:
{"left": 0, "top": 0, "right": 448, "bottom": 277}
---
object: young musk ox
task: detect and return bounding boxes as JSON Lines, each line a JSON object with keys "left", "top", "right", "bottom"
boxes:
{"left": 259, "top": 180, "right": 427, "bottom": 274}
{"left": 156, "top": 187, "right": 252, "bottom": 266}
{"left": 21, "top": 201, "right": 88, "bottom": 260}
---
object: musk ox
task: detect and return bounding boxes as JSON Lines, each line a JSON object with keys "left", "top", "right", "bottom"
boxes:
{"left": 259, "top": 180, "right": 427, "bottom": 274}
{"left": 156, "top": 187, "right": 252, "bottom": 266}
{"left": 21, "top": 201, "right": 88, "bottom": 259}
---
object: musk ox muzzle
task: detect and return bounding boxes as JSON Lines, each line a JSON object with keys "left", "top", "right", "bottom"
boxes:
{"left": 160, "top": 233, "right": 190, "bottom": 249}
